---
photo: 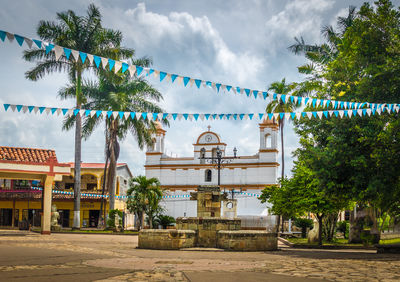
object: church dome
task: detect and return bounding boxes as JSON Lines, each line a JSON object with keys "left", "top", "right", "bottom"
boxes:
{"left": 196, "top": 127, "right": 222, "bottom": 144}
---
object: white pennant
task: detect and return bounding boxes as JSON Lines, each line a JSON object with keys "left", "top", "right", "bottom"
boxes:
{"left": 306, "top": 112, "right": 312, "bottom": 119}
{"left": 79, "top": 109, "right": 85, "bottom": 117}
{"left": 189, "top": 79, "right": 195, "bottom": 87}
{"left": 165, "top": 73, "right": 171, "bottom": 82}
{"left": 129, "top": 65, "right": 136, "bottom": 77}
{"left": 339, "top": 111, "right": 344, "bottom": 118}
{"left": 177, "top": 114, "right": 183, "bottom": 121}
{"left": 147, "top": 114, "right": 153, "bottom": 121}
{"left": 153, "top": 70, "right": 160, "bottom": 79}
{"left": 135, "top": 113, "right": 141, "bottom": 120}
{"left": 22, "top": 106, "right": 28, "bottom": 113}
{"left": 176, "top": 76, "right": 183, "bottom": 85}
{"left": 54, "top": 46, "right": 63, "bottom": 61}
{"left": 366, "top": 109, "right": 372, "bottom": 116}
{"left": 357, "top": 109, "right": 363, "bottom": 117}
{"left": 102, "top": 111, "right": 108, "bottom": 118}
{"left": 348, "top": 110, "right": 353, "bottom": 118}
{"left": 6, "top": 32, "right": 14, "bottom": 42}
{"left": 67, "top": 109, "right": 74, "bottom": 117}
{"left": 112, "top": 112, "right": 118, "bottom": 119}
{"left": 285, "top": 95, "right": 290, "bottom": 103}
{"left": 45, "top": 108, "right": 51, "bottom": 115}
{"left": 90, "top": 110, "right": 96, "bottom": 117}
{"left": 273, "top": 113, "right": 279, "bottom": 120}
{"left": 114, "top": 61, "right": 122, "bottom": 73}
{"left": 124, "top": 112, "right": 130, "bottom": 120}
{"left": 87, "top": 54, "right": 94, "bottom": 64}
{"left": 293, "top": 96, "right": 298, "bottom": 104}
{"left": 199, "top": 114, "right": 205, "bottom": 121}
{"left": 157, "top": 113, "right": 163, "bottom": 120}
{"left": 316, "top": 100, "right": 321, "bottom": 107}
{"left": 296, "top": 112, "right": 301, "bottom": 120}
{"left": 344, "top": 103, "right": 348, "bottom": 109}
{"left": 33, "top": 107, "right": 39, "bottom": 114}
{"left": 276, "top": 94, "right": 281, "bottom": 102}
{"left": 10, "top": 105, "right": 16, "bottom": 112}
{"left": 101, "top": 57, "right": 108, "bottom": 69}
{"left": 285, "top": 113, "right": 291, "bottom": 120}
{"left": 220, "top": 85, "right": 226, "bottom": 92}
{"left": 24, "top": 37, "right": 33, "bottom": 48}
{"left": 328, "top": 111, "right": 334, "bottom": 117}
{"left": 376, "top": 108, "right": 382, "bottom": 115}
{"left": 316, "top": 111, "right": 323, "bottom": 119}
{"left": 71, "top": 50, "right": 80, "bottom": 62}
{"left": 188, "top": 114, "right": 194, "bottom": 121}
{"left": 56, "top": 108, "right": 62, "bottom": 116}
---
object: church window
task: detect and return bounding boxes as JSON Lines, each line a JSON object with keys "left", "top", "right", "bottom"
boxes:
{"left": 265, "top": 134, "right": 272, "bottom": 148}
{"left": 212, "top": 148, "right": 217, "bottom": 158}
{"left": 200, "top": 148, "right": 206, "bottom": 164}
{"left": 205, "top": 169, "right": 212, "bottom": 182}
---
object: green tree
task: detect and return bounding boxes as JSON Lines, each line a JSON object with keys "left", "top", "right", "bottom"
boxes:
{"left": 23, "top": 4, "right": 132, "bottom": 229}
{"left": 126, "top": 176, "right": 163, "bottom": 230}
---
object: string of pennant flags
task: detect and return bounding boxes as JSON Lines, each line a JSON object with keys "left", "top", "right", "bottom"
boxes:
{"left": 1, "top": 29, "right": 399, "bottom": 110}
{"left": 30, "top": 187, "right": 260, "bottom": 199}
{"left": 3, "top": 103, "right": 399, "bottom": 122}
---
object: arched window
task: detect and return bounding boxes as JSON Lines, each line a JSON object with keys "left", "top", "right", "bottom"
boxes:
{"left": 200, "top": 148, "right": 206, "bottom": 164}
{"left": 205, "top": 169, "right": 212, "bottom": 182}
{"left": 265, "top": 134, "right": 272, "bottom": 148}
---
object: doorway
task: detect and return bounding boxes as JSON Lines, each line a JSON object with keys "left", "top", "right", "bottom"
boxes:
{"left": 0, "top": 209, "right": 12, "bottom": 226}
{"left": 58, "top": 210, "right": 70, "bottom": 228}
{"left": 89, "top": 210, "right": 100, "bottom": 228}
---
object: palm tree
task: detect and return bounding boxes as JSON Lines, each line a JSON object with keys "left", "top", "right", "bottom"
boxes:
{"left": 126, "top": 176, "right": 163, "bottom": 230}
{"left": 23, "top": 4, "right": 133, "bottom": 229}
{"left": 60, "top": 57, "right": 167, "bottom": 214}
{"left": 266, "top": 78, "right": 297, "bottom": 233}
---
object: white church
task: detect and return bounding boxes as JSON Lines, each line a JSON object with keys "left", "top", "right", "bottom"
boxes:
{"left": 145, "top": 119, "right": 279, "bottom": 218}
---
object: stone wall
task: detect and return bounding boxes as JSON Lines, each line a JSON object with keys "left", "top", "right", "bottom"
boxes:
{"left": 217, "top": 230, "right": 277, "bottom": 251}
{"left": 138, "top": 229, "right": 196, "bottom": 250}
{"left": 176, "top": 217, "right": 241, "bottom": 247}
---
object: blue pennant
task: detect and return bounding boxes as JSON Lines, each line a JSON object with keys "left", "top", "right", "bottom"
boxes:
{"left": 216, "top": 83, "right": 221, "bottom": 92}
{"left": 171, "top": 74, "right": 178, "bottom": 83}
{"left": 28, "top": 106, "right": 35, "bottom": 113}
{"left": 108, "top": 59, "right": 115, "bottom": 71}
{"left": 183, "top": 114, "right": 189, "bottom": 120}
{"left": 171, "top": 113, "right": 177, "bottom": 120}
{"left": 334, "top": 110, "right": 339, "bottom": 117}
{"left": 84, "top": 110, "right": 90, "bottom": 116}
{"left": 14, "top": 34, "right": 25, "bottom": 46}
{"left": 263, "top": 92, "right": 268, "bottom": 99}
{"left": 148, "top": 69, "right": 154, "bottom": 76}
{"left": 323, "top": 111, "right": 328, "bottom": 118}
{"left": 248, "top": 114, "right": 254, "bottom": 120}
{"left": 119, "top": 112, "right": 124, "bottom": 119}
{"left": 372, "top": 109, "right": 376, "bottom": 115}
{"left": 236, "top": 87, "right": 241, "bottom": 93}
{"left": 226, "top": 85, "right": 232, "bottom": 92}
{"left": 312, "top": 99, "right": 317, "bottom": 108}
{"left": 194, "top": 79, "right": 202, "bottom": 89}
{"left": 362, "top": 109, "right": 366, "bottom": 116}
{"left": 268, "top": 113, "right": 274, "bottom": 120}
{"left": 205, "top": 114, "right": 210, "bottom": 120}
{"left": 239, "top": 114, "right": 245, "bottom": 120}
{"left": 130, "top": 112, "right": 135, "bottom": 119}
{"left": 351, "top": 102, "right": 355, "bottom": 109}
{"left": 281, "top": 95, "right": 286, "bottom": 103}
{"left": 212, "top": 114, "right": 217, "bottom": 120}
{"left": 183, "top": 77, "right": 190, "bottom": 87}
{"left": 279, "top": 113, "right": 284, "bottom": 119}
{"left": 258, "top": 113, "right": 264, "bottom": 120}
{"left": 312, "top": 112, "right": 317, "bottom": 118}
{"left": 152, "top": 113, "right": 158, "bottom": 120}
{"left": 290, "top": 96, "right": 295, "bottom": 103}
{"left": 233, "top": 114, "right": 237, "bottom": 120}
{"left": 16, "top": 105, "right": 23, "bottom": 112}
{"left": 39, "top": 107, "right": 46, "bottom": 114}
{"left": 122, "top": 63, "right": 129, "bottom": 73}
{"left": 253, "top": 90, "right": 258, "bottom": 99}
{"left": 62, "top": 108, "right": 68, "bottom": 115}
{"left": 63, "top": 48, "right": 71, "bottom": 60}
{"left": 326, "top": 100, "right": 331, "bottom": 108}
{"left": 219, "top": 114, "right": 224, "bottom": 119}
{"left": 51, "top": 108, "right": 57, "bottom": 114}
{"left": 163, "top": 113, "right": 169, "bottom": 120}
{"left": 290, "top": 112, "right": 296, "bottom": 119}
{"left": 298, "top": 97, "right": 302, "bottom": 105}
{"left": 344, "top": 110, "right": 348, "bottom": 116}
{"left": 352, "top": 110, "right": 357, "bottom": 116}
{"left": 107, "top": 111, "right": 113, "bottom": 118}
{"left": 340, "top": 101, "right": 344, "bottom": 109}
{"left": 193, "top": 114, "right": 199, "bottom": 120}
{"left": 45, "top": 44, "right": 54, "bottom": 54}
{"left": 33, "top": 39, "right": 42, "bottom": 48}
{"left": 244, "top": 89, "right": 250, "bottom": 97}
{"left": 304, "top": 97, "right": 309, "bottom": 105}
{"left": 93, "top": 55, "right": 101, "bottom": 68}
{"left": 73, "top": 109, "right": 80, "bottom": 116}
{"left": 302, "top": 112, "right": 307, "bottom": 118}
{"left": 0, "top": 30, "right": 6, "bottom": 41}
{"left": 136, "top": 66, "right": 143, "bottom": 76}
{"left": 160, "top": 72, "right": 167, "bottom": 82}
{"left": 334, "top": 101, "right": 338, "bottom": 109}
{"left": 96, "top": 110, "right": 102, "bottom": 117}
{"left": 226, "top": 114, "right": 231, "bottom": 120}
{"left": 346, "top": 102, "right": 350, "bottom": 109}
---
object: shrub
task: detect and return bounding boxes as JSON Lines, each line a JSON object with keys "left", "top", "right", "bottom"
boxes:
{"left": 107, "top": 209, "right": 123, "bottom": 230}
{"left": 336, "top": 221, "right": 349, "bottom": 239}
{"left": 154, "top": 214, "right": 176, "bottom": 229}
{"left": 294, "top": 218, "right": 313, "bottom": 238}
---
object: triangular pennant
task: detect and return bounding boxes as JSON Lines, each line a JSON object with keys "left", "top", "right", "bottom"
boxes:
{"left": 6, "top": 32, "right": 14, "bottom": 42}
{"left": 244, "top": 89, "right": 251, "bottom": 97}
{"left": 295, "top": 112, "right": 301, "bottom": 120}
{"left": 0, "top": 30, "right": 6, "bottom": 41}
{"left": 159, "top": 71, "right": 167, "bottom": 82}
{"left": 108, "top": 59, "right": 115, "bottom": 71}
{"left": 16, "top": 105, "right": 23, "bottom": 112}
{"left": 85, "top": 109, "right": 91, "bottom": 116}
{"left": 22, "top": 106, "right": 28, "bottom": 113}
{"left": 3, "top": 104, "right": 10, "bottom": 111}
{"left": 54, "top": 45, "right": 63, "bottom": 61}
{"left": 141, "top": 112, "right": 147, "bottom": 120}
{"left": 64, "top": 48, "right": 72, "bottom": 60}
{"left": 87, "top": 54, "right": 93, "bottom": 64}
{"left": 71, "top": 50, "right": 79, "bottom": 62}
{"left": 128, "top": 65, "right": 136, "bottom": 77}
{"left": 100, "top": 57, "right": 108, "bottom": 69}
{"left": 338, "top": 111, "right": 344, "bottom": 118}
{"left": 45, "top": 43, "right": 54, "bottom": 55}
{"left": 121, "top": 63, "right": 129, "bottom": 73}
{"left": 136, "top": 66, "right": 143, "bottom": 76}
{"left": 14, "top": 34, "right": 25, "bottom": 46}
{"left": 258, "top": 113, "right": 264, "bottom": 120}
{"left": 90, "top": 110, "right": 96, "bottom": 117}
{"left": 114, "top": 61, "right": 122, "bottom": 73}
{"left": 317, "top": 111, "right": 323, "bottom": 119}
{"left": 62, "top": 108, "right": 68, "bottom": 115}
{"left": 183, "top": 77, "right": 190, "bottom": 87}
{"left": 51, "top": 108, "right": 57, "bottom": 115}
{"left": 306, "top": 112, "right": 312, "bottom": 119}
{"left": 79, "top": 52, "right": 87, "bottom": 63}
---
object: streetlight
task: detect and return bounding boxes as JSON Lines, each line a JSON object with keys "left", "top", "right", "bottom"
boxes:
{"left": 200, "top": 146, "right": 238, "bottom": 193}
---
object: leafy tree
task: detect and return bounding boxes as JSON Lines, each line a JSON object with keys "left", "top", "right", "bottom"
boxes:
{"left": 154, "top": 214, "right": 176, "bottom": 229}
{"left": 23, "top": 4, "right": 132, "bottom": 229}
{"left": 294, "top": 218, "right": 313, "bottom": 238}
{"left": 126, "top": 176, "right": 163, "bottom": 230}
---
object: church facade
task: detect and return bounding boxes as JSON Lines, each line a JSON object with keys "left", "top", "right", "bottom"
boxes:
{"left": 145, "top": 120, "right": 279, "bottom": 217}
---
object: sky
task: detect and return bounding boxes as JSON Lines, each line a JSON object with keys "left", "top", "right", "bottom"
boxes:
{"left": 0, "top": 0, "right": 370, "bottom": 176}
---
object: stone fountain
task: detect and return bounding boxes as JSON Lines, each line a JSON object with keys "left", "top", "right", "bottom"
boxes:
{"left": 138, "top": 186, "right": 277, "bottom": 251}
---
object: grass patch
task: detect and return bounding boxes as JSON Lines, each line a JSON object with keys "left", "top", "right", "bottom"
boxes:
{"left": 286, "top": 237, "right": 363, "bottom": 247}
{"left": 31, "top": 227, "right": 138, "bottom": 235}
{"left": 379, "top": 238, "right": 400, "bottom": 245}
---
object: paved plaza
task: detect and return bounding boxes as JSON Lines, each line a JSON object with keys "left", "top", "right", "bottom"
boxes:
{"left": 0, "top": 230, "right": 399, "bottom": 281}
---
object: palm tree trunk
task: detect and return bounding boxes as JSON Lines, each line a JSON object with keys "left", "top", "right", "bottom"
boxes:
{"left": 98, "top": 152, "right": 109, "bottom": 228}
{"left": 107, "top": 121, "right": 118, "bottom": 211}
{"left": 280, "top": 119, "right": 285, "bottom": 179}
{"left": 73, "top": 68, "right": 82, "bottom": 230}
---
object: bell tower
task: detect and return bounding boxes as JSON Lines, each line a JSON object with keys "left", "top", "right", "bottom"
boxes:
{"left": 259, "top": 118, "right": 278, "bottom": 162}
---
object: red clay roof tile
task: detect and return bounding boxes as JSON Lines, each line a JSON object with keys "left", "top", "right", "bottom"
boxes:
{"left": 0, "top": 146, "right": 57, "bottom": 163}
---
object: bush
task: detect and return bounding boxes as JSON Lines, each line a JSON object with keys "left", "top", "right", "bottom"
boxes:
{"left": 154, "top": 214, "right": 176, "bottom": 229}
{"left": 107, "top": 209, "right": 123, "bottom": 230}
{"left": 336, "top": 221, "right": 349, "bottom": 239}
{"left": 294, "top": 218, "right": 313, "bottom": 238}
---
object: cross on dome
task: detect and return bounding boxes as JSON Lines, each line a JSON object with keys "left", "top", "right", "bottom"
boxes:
{"left": 207, "top": 125, "right": 211, "bottom": 131}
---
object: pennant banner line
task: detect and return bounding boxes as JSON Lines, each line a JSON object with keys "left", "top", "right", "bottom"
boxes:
{"left": 1, "top": 29, "right": 399, "bottom": 110}
{"left": 3, "top": 103, "right": 399, "bottom": 122}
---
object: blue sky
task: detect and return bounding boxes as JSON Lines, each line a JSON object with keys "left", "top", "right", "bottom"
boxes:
{"left": 0, "top": 0, "right": 368, "bottom": 175}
